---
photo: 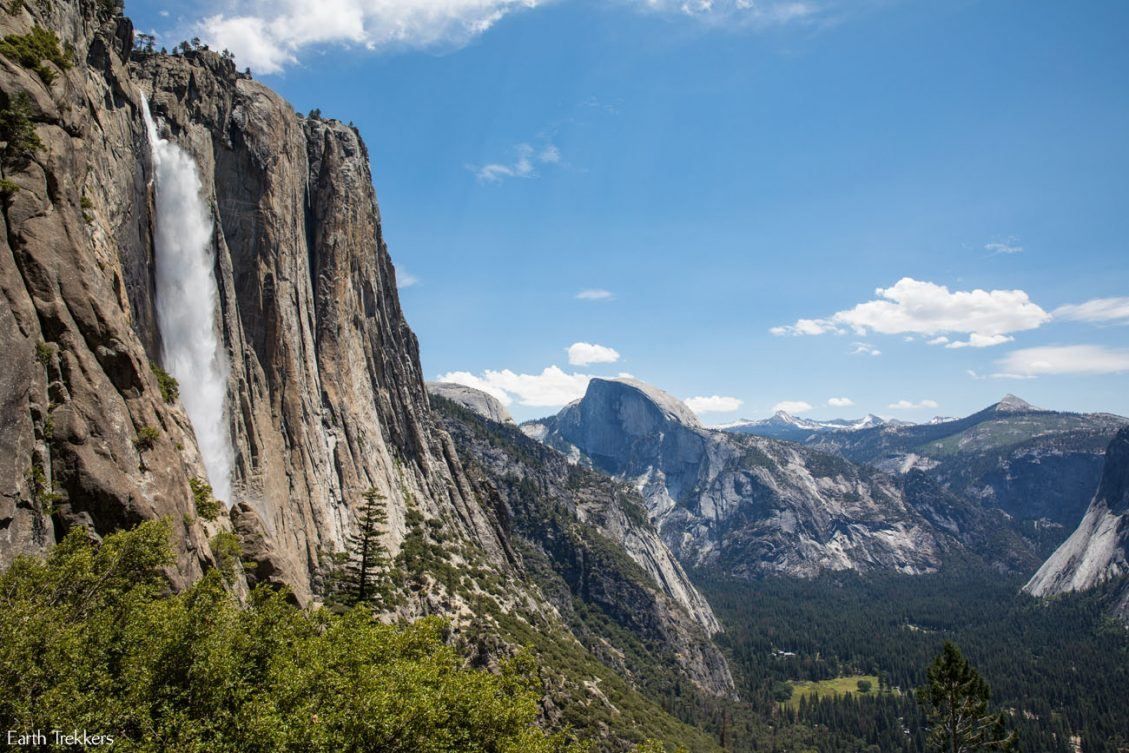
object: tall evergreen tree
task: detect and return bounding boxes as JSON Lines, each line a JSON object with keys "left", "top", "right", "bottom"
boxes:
{"left": 916, "top": 642, "right": 1016, "bottom": 753}
{"left": 320, "top": 487, "right": 391, "bottom": 610}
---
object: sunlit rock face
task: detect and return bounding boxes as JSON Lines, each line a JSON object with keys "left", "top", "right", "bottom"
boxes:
{"left": 0, "top": 4, "right": 511, "bottom": 606}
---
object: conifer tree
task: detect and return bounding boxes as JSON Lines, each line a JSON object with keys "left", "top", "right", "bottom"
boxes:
{"left": 916, "top": 642, "right": 1016, "bottom": 753}
{"left": 321, "top": 487, "right": 391, "bottom": 610}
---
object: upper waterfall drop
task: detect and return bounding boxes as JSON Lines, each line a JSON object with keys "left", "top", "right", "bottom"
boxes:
{"left": 141, "top": 97, "right": 235, "bottom": 505}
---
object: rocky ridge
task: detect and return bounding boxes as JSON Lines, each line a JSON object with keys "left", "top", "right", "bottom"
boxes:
{"left": 431, "top": 388, "right": 735, "bottom": 696}
{"left": 527, "top": 378, "right": 945, "bottom": 578}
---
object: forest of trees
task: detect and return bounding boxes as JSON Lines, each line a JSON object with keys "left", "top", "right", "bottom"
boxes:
{"left": 697, "top": 564, "right": 1129, "bottom": 753}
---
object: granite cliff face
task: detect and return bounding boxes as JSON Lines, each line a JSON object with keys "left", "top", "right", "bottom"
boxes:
{"left": 1025, "top": 428, "right": 1129, "bottom": 621}
{"left": 527, "top": 378, "right": 943, "bottom": 578}
{"left": 0, "top": 1, "right": 513, "bottom": 608}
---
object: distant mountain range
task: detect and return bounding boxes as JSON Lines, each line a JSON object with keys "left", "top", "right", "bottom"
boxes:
{"left": 716, "top": 411, "right": 911, "bottom": 442}
{"left": 717, "top": 394, "right": 1128, "bottom": 531}
{"left": 516, "top": 378, "right": 1061, "bottom": 579}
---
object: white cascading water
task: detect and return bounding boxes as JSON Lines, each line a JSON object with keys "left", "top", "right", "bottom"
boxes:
{"left": 141, "top": 97, "right": 234, "bottom": 504}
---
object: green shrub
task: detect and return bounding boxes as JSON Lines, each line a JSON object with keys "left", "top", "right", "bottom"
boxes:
{"left": 190, "top": 476, "right": 221, "bottom": 520}
{"left": 0, "top": 522, "right": 587, "bottom": 753}
{"left": 209, "top": 531, "right": 242, "bottom": 583}
{"left": 149, "top": 361, "right": 179, "bottom": 403}
{"left": 134, "top": 425, "right": 159, "bottom": 450}
{"left": 0, "top": 91, "right": 42, "bottom": 166}
{"left": 26, "top": 461, "right": 62, "bottom": 513}
{"left": 0, "top": 178, "right": 17, "bottom": 196}
{"left": 34, "top": 341, "right": 52, "bottom": 367}
{"left": 0, "top": 26, "right": 72, "bottom": 84}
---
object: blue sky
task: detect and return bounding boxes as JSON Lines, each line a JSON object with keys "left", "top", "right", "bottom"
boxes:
{"left": 127, "top": 0, "right": 1129, "bottom": 423}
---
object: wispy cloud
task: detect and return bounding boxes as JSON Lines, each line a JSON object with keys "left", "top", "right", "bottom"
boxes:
{"left": 827, "top": 397, "right": 854, "bottom": 407}
{"left": 772, "top": 278, "right": 1050, "bottom": 348}
{"left": 471, "top": 143, "right": 562, "bottom": 183}
{"left": 850, "top": 342, "right": 881, "bottom": 356}
{"left": 395, "top": 266, "right": 419, "bottom": 289}
{"left": 1053, "top": 297, "right": 1129, "bottom": 325}
{"left": 985, "top": 241, "right": 1023, "bottom": 255}
{"left": 773, "top": 400, "right": 813, "bottom": 414}
{"left": 887, "top": 399, "right": 939, "bottom": 410}
{"left": 994, "top": 345, "right": 1129, "bottom": 377}
{"left": 685, "top": 395, "right": 743, "bottom": 414}
{"left": 576, "top": 288, "right": 614, "bottom": 301}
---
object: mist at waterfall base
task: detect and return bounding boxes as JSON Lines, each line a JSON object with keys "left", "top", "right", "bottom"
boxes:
{"left": 142, "top": 98, "right": 234, "bottom": 505}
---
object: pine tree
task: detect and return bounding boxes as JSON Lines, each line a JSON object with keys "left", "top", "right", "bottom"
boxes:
{"left": 916, "top": 642, "right": 1016, "bottom": 753}
{"left": 322, "top": 487, "right": 390, "bottom": 610}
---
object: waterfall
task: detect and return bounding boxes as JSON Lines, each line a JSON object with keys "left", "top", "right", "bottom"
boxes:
{"left": 142, "top": 97, "right": 234, "bottom": 505}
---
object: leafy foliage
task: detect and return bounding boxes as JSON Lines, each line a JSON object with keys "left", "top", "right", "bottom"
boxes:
{"left": 916, "top": 642, "right": 1015, "bottom": 753}
{"left": 0, "top": 523, "right": 589, "bottom": 753}
{"left": 0, "top": 26, "right": 72, "bottom": 83}
{"left": 149, "top": 361, "right": 179, "bottom": 403}
{"left": 134, "top": 424, "right": 160, "bottom": 451}
{"left": 209, "top": 531, "right": 242, "bottom": 584}
{"left": 0, "top": 90, "right": 42, "bottom": 166}
{"left": 190, "top": 476, "right": 221, "bottom": 520}
{"left": 147, "top": 361, "right": 180, "bottom": 402}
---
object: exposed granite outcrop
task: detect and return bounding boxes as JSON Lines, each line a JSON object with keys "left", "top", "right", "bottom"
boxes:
{"left": 1025, "top": 428, "right": 1129, "bottom": 621}
{"left": 428, "top": 381, "right": 514, "bottom": 424}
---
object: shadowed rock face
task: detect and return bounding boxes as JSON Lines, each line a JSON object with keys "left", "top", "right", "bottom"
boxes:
{"left": 530, "top": 378, "right": 944, "bottom": 578}
{"left": 1026, "top": 429, "right": 1129, "bottom": 621}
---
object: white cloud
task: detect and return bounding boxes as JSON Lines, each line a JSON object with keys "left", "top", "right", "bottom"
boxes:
{"left": 944, "top": 333, "right": 1013, "bottom": 349}
{"left": 773, "top": 400, "right": 813, "bottom": 414}
{"left": 436, "top": 365, "right": 594, "bottom": 407}
{"left": 985, "top": 241, "right": 1023, "bottom": 255}
{"left": 827, "top": 397, "right": 854, "bottom": 407}
{"left": 851, "top": 342, "right": 881, "bottom": 357}
{"left": 567, "top": 342, "right": 620, "bottom": 366}
{"left": 194, "top": 0, "right": 838, "bottom": 74}
{"left": 576, "top": 288, "right": 614, "bottom": 301}
{"left": 771, "top": 318, "right": 843, "bottom": 336}
{"left": 772, "top": 278, "right": 1050, "bottom": 348}
{"left": 1053, "top": 297, "right": 1129, "bottom": 325}
{"left": 887, "top": 399, "right": 939, "bottom": 410}
{"left": 685, "top": 395, "right": 743, "bottom": 414}
{"left": 994, "top": 345, "right": 1129, "bottom": 377}
{"left": 643, "top": 0, "right": 822, "bottom": 25}
{"left": 471, "top": 142, "right": 561, "bottom": 183}
{"left": 199, "top": 0, "right": 544, "bottom": 74}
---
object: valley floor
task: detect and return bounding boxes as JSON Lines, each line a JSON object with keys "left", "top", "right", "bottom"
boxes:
{"left": 694, "top": 563, "right": 1129, "bottom": 753}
